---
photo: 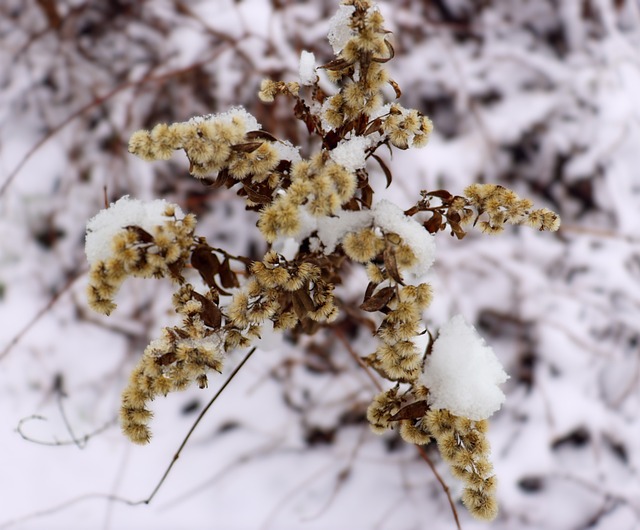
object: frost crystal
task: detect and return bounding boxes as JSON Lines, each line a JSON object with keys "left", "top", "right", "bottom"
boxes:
{"left": 421, "top": 315, "right": 509, "bottom": 420}
{"left": 327, "top": 4, "right": 356, "bottom": 54}
{"left": 85, "top": 196, "right": 183, "bottom": 265}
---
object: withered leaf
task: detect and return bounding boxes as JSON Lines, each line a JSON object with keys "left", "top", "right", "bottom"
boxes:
{"left": 155, "top": 352, "right": 177, "bottom": 366}
{"left": 427, "top": 189, "right": 453, "bottom": 201}
{"left": 342, "top": 197, "right": 360, "bottom": 211}
{"left": 361, "top": 183, "right": 374, "bottom": 209}
{"left": 371, "top": 153, "right": 393, "bottom": 188}
{"left": 232, "top": 141, "right": 263, "bottom": 153}
{"left": 170, "top": 327, "right": 190, "bottom": 340}
{"left": 360, "top": 285, "right": 395, "bottom": 312}
{"left": 363, "top": 117, "right": 383, "bottom": 137}
{"left": 319, "top": 57, "right": 352, "bottom": 71}
{"left": 125, "top": 225, "right": 154, "bottom": 243}
{"left": 207, "top": 168, "right": 231, "bottom": 190}
{"left": 245, "top": 130, "right": 278, "bottom": 142}
{"left": 372, "top": 40, "right": 395, "bottom": 63}
{"left": 447, "top": 210, "right": 461, "bottom": 224}
{"left": 313, "top": 85, "right": 328, "bottom": 104}
{"left": 449, "top": 220, "right": 467, "bottom": 240}
{"left": 243, "top": 184, "right": 272, "bottom": 204}
{"left": 388, "top": 79, "right": 402, "bottom": 99}
{"left": 424, "top": 211, "right": 445, "bottom": 234}
{"left": 219, "top": 258, "right": 240, "bottom": 289}
{"left": 354, "top": 113, "right": 369, "bottom": 135}
{"left": 292, "top": 289, "right": 315, "bottom": 319}
{"left": 383, "top": 246, "right": 403, "bottom": 284}
{"left": 191, "top": 246, "right": 220, "bottom": 288}
{"left": 404, "top": 205, "right": 421, "bottom": 217}
{"left": 389, "top": 401, "right": 429, "bottom": 421}
{"left": 294, "top": 99, "right": 316, "bottom": 134}
{"left": 364, "top": 281, "right": 377, "bottom": 300}
{"left": 191, "top": 291, "right": 222, "bottom": 329}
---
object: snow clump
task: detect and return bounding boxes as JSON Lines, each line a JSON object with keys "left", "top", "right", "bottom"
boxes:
{"left": 299, "top": 50, "right": 317, "bottom": 86}
{"left": 85, "top": 196, "right": 183, "bottom": 265}
{"left": 329, "top": 135, "right": 368, "bottom": 172}
{"left": 327, "top": 4, "right": 356, "bottom": 54}
{"left": 421, "top": 315, "right": 509, "bottom": 420}
{"left": 373, "top": 200, "right": 436, "bottom": 279}
{"left": 188, "top": 106, "right": 260, "bottom": 132}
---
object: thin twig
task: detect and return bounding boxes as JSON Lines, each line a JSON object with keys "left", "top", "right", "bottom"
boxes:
{"left": 16, "top": 415, "right": 117, "bottom": 447}
{"left": 0, "top": 270, "right": 85, "bottom": 362}
{"left": 337, "top": 325, "right": 462, "bottom": 529}
{"left": 3, "top": 348, "right": 257, "bottom": 529}
{"left": 143, "top": 347, "right": 257, "bottom": 504}
{"left": 0, "top": 494, "right": 139, "bottom": 530}
{"left": 335, "top": 327, "right": 381, "bottom": 390}
{"left": 416, "top": 445, "right": 462, "bottom": 530}
{"left": 0, "top": 48, "right": 232, "bottom": 198}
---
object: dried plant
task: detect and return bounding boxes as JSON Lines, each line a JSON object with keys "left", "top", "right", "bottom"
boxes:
{"left": 85, "top": 0, "right": 559, "bottom": 522}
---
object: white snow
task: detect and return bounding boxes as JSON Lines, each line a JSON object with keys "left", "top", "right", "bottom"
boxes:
{"left": 272, "top": 200, "right": 435, "bottom": 278}
{"left": 298, "top": 50, "right": 317, "bottom": 86}
{"left": 316, "top": 208, "right": 373, "bottom": 254}
{"left": 372, "top": 200, "right": 436, "bottom": 279}
{"left": 327, "top": 4, "right": 356, "bottom": 54}
{"left": 85, "top": 196, "right": 183, "bottom": 265}
{"left": 273, "top": 140, "right": 302, "bottom": 163}
{"left": 188, "top": 106, "right": 261, "bottom": 132}
{"left": 329, "top": 135, "right": 368, "bottom": 172}
{"left": 4, "top": 1, "right": 640, "bottom": 529}
{"left": 421, "top": 314, "right": 509, "bottom": 420}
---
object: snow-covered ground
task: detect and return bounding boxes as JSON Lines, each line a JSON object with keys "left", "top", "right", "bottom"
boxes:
{"left": 1, "top": 1, "right": 640, "bottom": 529}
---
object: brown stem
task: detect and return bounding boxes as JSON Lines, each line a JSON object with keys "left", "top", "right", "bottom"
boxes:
{"left": 416, "top": 445, "right": 463, "bottom": 530}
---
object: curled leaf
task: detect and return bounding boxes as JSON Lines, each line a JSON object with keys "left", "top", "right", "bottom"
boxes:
{"left": 360, "top": 285, "right": 395, "bottom": 312}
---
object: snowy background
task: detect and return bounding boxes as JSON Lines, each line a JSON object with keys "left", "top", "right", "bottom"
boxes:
{"left": 1, "top": 1, "right": 640, "bottom": 529}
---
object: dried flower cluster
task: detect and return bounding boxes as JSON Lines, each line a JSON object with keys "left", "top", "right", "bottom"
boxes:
{"left": 121, "top": 285, "right": 226, "bottom": 444}
{"left": 86, "top": 0, "right": 560, "bottom": 522}
{"left": 465, "top": 183, "right": 561, "bottom": 234}
{"left": 85, "top": 198, "right": 196, "bottom": 316}
{"left": 426, "top": 410, "right": 498, "bottom": 521}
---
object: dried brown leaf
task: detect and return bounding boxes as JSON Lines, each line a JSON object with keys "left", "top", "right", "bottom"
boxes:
{"left": 371, "top": 153, "right": 393, "bottom": 188}
{"left": 424, "top": 211, "right": 445, "bottom": 234}
{"left": 245, "top": 130, "right": 278, "bottom": 142}
{"left": 389, "top": 401, "right": 429, "bottom": 421}
{"left": 155, "top": 352, "right": 177, "bottom": 366}
{"left": 191, "top": 246, "right": 220, "bottom": 288}
{"left": 232, "top": 142, "right": 263, "bottom": 153}
{"left": 292, "top": 289, "right": 315, "bottom": 319}
{"left": 360, "top": 285, "right": 395, "bottom": 312}
{"left": 383, "top": 246, "right": 403, "bottom": 284}
{"left": 125, "top": 226, "right": 154, "bottom": 243}
{"left": 192, "top": 291, "right": 222, "bottom": 329}
{"left": 219, "top": 258, "right": 240, "bottom": 289}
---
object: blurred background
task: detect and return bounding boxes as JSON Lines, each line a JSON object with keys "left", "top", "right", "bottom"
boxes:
{"left": 1, "top": 1, "right": 639, "bottom": 529}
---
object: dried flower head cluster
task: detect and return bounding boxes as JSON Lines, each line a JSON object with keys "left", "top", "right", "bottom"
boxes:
{"left": 465, "top": 183, "right": 561, "bottom": 234}
{"left": 426, "top": 410, "right": 498, "bottom": 521}
{"left": 85, "top": 197, "right": 196, "bottom": 315}
{"left": 86, "top": 0, "right": 561, "bottom": 522}
{"left": 121, "top": 285, "right": 226, "bottom": 444}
